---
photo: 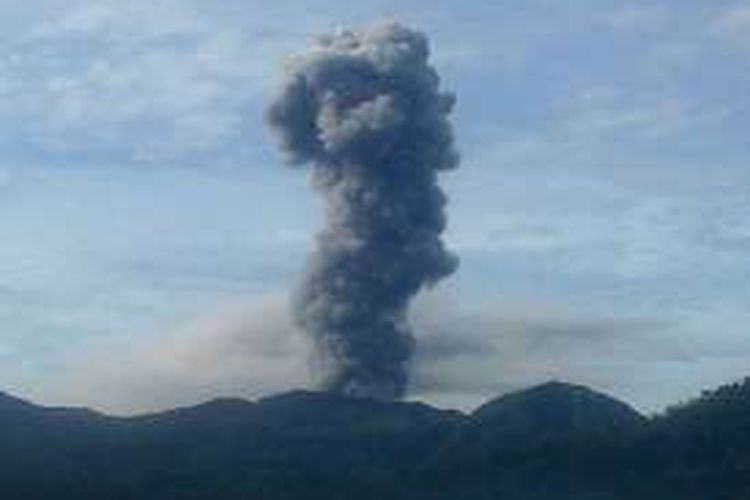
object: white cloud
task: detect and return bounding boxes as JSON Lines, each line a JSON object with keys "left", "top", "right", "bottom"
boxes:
{"left": 0, "top": 0, "right": 299, "bottom": 162}
{"left": 558, "top": 88, "right": 731, "bottom": 142}
{"left": 711, "top": 5, "right": 750, "bottom": 45}
{"left": 598, "top": 5, "right": 668, "bottom": 34}
{"left": 30, "top": 0, "right": 204, "bottom": 42}
{"left": 449, "top": 148, "right": 750, "bottom": 281}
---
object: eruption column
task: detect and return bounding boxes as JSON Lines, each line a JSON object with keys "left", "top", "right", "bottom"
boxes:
{"left": 267, "top": 23, "right": 459, "bottom": 400}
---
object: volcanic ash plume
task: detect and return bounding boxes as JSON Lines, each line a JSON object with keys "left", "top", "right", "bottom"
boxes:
{"left": 266, "top": 23, "right": 459, "bottom": 400}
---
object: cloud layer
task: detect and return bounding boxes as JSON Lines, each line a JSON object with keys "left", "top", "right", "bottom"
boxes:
{"left": 29, "top": 293, "right": 750, "bottom": 416}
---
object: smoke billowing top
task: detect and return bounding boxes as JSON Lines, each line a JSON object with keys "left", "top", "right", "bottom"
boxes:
{"left": 266, "top": 23, "right": 458, "bottom": 400}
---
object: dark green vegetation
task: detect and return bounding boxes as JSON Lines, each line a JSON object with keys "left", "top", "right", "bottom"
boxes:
{"left": 1, "top": 380, "right": 749, "bottom": 499}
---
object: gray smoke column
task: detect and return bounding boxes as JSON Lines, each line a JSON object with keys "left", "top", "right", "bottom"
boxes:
{"left": 266, "top": 23, "right": 459, "bottom": 400}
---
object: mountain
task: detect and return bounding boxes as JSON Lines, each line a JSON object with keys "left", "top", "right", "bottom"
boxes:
{"left": 0, "top": 390, "right": 37, "bottom": 413}
{"left": 422, "top": 382, "right": 649, "bottom": 500}
{"left": 0, "top": 381, "right": 748, "bottom": 499}
{"left": 627, "top": 378, "right": 750, "bottom": 500}
{"left": 426, "top": 380, "right": 750, "bottom": 500}
{"left": 467, "top": 381, "right": 645, "bottom": 448}
{"left": 0, "top": 389, "right": 461, "bottom": 500}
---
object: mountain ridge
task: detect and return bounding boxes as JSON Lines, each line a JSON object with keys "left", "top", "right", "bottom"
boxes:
{"left": 0, "top": 379, "right": 748, "bottom": 499}
{"left": 0, "top": 382, "right": 641, "bottom": 421}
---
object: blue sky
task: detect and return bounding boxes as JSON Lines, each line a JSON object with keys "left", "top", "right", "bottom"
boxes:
{"left": 0, "top": 0, "right": 749, "bottom": 414}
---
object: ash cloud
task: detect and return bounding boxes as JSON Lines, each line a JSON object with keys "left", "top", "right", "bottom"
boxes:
{"left": 46, "top": 300, "right": 311, "bottom": 415}
{"left": 266, "top": 23, "right": 459, "bottom": 400}
{"left": 407, "top": 296, "right": 700, "bottom": 412}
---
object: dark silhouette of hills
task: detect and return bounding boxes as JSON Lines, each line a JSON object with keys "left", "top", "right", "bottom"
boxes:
{"left": 467, "top": 381, "right": 645, "bottom": 448}
{"left": 0, "top": 380, "right": 749, "bottom": 499}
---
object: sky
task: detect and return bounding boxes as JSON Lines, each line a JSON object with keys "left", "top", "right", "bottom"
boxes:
{"left": 0, "top": 0, "right": 749, "bottom": 415}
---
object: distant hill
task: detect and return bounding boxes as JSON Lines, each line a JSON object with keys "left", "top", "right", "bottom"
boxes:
{"left": 0, "top": 380, "right": 749, "bottom": 499}
{"left": 468, "top": 381, "right": 645, "bottom": 447}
